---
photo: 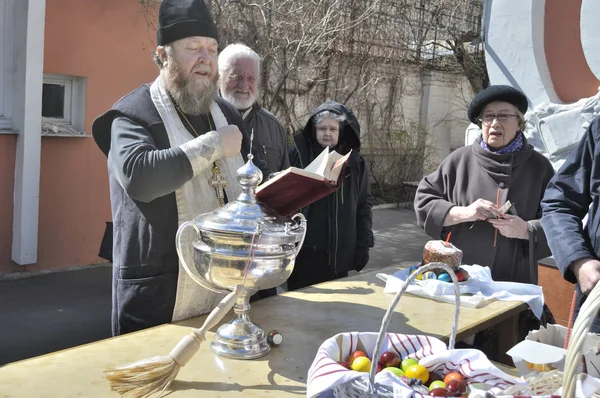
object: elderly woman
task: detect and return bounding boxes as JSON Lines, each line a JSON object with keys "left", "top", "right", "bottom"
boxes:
{"left": 287, "top": 100, "right": 374, "bottom": 291}
{"left": 415, "top": 85, "right": 554, "bottom": 284}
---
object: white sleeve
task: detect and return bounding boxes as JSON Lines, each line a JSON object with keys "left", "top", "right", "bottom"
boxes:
{"left": 179, "top": 130, "right": 224, "bottom": 176}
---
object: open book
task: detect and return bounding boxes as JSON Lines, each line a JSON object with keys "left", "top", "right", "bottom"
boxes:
{"left": 255, "top": 147, "right": 352, "bottom": 216}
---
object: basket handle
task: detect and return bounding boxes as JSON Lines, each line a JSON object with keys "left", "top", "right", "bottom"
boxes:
{"left": 366, "top": 262, "right": 461, "bottom": 391}
{"left": 562, "top": 282, "right": 600, "bottom": 397}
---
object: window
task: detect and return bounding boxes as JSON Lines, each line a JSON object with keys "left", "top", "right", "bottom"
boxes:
{"left": 0, "top": 0, "right": 15, "bottom": 130}
{"left": 42, "top": 74, "right": 86, "bottom": 134}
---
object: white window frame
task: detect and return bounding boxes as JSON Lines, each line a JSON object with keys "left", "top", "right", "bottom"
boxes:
{"left": 42, "top": 74, "right": 86, "bottom": 133}
{"left": 0, "top": 0, "right": 15, "bottom": 131}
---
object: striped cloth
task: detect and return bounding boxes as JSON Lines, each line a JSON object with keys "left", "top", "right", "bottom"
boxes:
{"left": 307, "top": 331, "right": 520, "bottom": 398}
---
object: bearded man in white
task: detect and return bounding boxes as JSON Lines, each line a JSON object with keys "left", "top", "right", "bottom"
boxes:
{"left": 91, "top": 0, "right": 266, "bottom": 335}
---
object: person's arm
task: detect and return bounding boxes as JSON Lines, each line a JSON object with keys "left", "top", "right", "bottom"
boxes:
{"left": 108, "top": 116, "right": 223, "bottom": 203}
{"left": 523, "top": 162, "right": 556, "bottom": 255}
{"left": 414, "top": 163, "right": 456, "bottom": 239}
{"left": 354, "top": 156, "right": 374, "bottom": 272}
{"left": 415, "top": 158, "right": 502, "bottom": 239}
{"left": 541, "top": 119, "right": 599, "bottom": 284}
{"left": 279, "top": 124, "right": 291, "bottom": 171}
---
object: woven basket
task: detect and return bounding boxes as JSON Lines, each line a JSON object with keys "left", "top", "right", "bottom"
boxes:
{"left": 332, "top": 262, "right": 461, "bottom": 398}
{"left": 500, "top": 280, "right": 600, "bottom": 397}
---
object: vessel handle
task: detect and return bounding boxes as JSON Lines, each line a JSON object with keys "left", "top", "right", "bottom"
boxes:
{"left": 290, "top": 213, "right": 307, "bottom": 253}
{"left": 176, "top": 221, "right": 228, "bottom": 294}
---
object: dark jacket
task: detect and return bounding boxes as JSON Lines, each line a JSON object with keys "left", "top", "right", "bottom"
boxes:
{"left": 415, "top": 135, "right": 554, "bottom": 283}
{"left": 91, "top": 84, "right": 260, "bottom": 335}
{"left": 541, "top": 117, "right": 600, "bottom": 326}
{"left": 288, "top": 100, "right": 374, "bottom": 275}
{"left": 243, "top": 102, "right": 290, "bottom": 176}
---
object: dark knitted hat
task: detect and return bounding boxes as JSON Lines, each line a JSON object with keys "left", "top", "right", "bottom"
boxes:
{"left": 467, "top": 85, "right": 528, "bottom": 124}
{"left": 157, "top": 0, "right": 218, "bottom": 46}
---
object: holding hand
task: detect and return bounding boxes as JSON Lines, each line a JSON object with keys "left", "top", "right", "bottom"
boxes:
{"left": 217, "top": 125, "right": 243, "bottom": 157}
{"left": 445, "top": 198, "right": 503, "bottom": 226}
{"left": 487, "top": 214, "right": 528, "bottom": 240}
{"left": 447, "top": 198, "right": 502, "bottom": 224}
{"left": 464, "top": 198, "right": 503, "bottom": 221}
{"left": 571, "top": 258, "right": 600, "bottom": 295}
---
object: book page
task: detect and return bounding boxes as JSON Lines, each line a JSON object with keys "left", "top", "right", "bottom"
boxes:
{"left": 324, "top": 150, "right": 352, "bottom": 181}
{"left": 303, "top": 146, "right": 329, "bottom": 176}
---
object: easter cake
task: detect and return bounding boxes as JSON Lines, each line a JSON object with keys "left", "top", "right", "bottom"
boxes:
{"left": 422, "top": 240, "right": 463, "bottom": 270}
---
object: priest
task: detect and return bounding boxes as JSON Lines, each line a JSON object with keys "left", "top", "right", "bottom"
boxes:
{"left": 92, "top": 0, "right": 265, "bottom": 335}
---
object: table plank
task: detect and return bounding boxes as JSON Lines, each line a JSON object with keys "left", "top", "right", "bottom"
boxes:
{"left": 0, "top": 266, "right": 526, "bottom": 397}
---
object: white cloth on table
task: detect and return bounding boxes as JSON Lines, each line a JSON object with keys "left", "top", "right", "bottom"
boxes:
{"left": 378, "top": 264, "right": 545, "bottom": 319}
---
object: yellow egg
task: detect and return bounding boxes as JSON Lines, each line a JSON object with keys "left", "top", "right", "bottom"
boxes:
{"left": 350, "top": 356, "right": 372, "bottom": 372}
{"left": 404, "top": 364, "right": 429, "bottom": 383}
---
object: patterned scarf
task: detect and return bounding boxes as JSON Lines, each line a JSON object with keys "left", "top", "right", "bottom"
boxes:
{"left": 480, "top": 131, "right": 524, "bottom": 154}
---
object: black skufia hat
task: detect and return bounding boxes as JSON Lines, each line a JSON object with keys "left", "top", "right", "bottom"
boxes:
{"left": 157, "top": 0, "right": 219, "bottom": 46}
{"left": 467, "top": 85, "right": 529, "bottom": 124}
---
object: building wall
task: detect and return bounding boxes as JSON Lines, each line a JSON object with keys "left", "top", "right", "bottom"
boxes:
{"left": 420, "top": 70, "right": 473, "bottom": 173}
{"left": 0, "top": 135, "right": 16, "bottom": 274}
{"left": 0, "top": 0, "right": 473, "bottom": 274}
{"left": 0, "top": 0, "right": 159, "bottom": 273}
{"left": 360, "top": 66, "right": 472, "bottom": 182}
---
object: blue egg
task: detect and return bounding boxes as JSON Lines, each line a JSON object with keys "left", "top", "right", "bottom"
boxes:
{"left": 408, "top": 265, "right": 419, "bottom": 273}
{"left": 437, "top": 273, "right": 452, "bottom": 283}
{"left": 422, "top": 271, "right": 437, "bottom": 280}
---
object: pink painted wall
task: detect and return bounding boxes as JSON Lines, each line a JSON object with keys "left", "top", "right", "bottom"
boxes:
{"left": 31, "top": 0, "right": 159, "bottom": 271}
{"left": 0, "top": 135, "right": 16, "bottom": 274}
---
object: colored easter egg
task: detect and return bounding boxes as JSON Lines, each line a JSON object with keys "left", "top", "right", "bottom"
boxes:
{"left": 422, "top": 271, "right": 437, "bottom": 280}
{"left": 404, "top": 364, "right": 429, "bottom": 383}
{"left": 437, "top": 273, "right": 452, "bottom": 283}
{"left": 351, "top": 356, "right": 372, "bottom": 372}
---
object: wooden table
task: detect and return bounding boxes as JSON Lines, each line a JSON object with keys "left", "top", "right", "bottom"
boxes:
{"left": 0, "top": 266, "right": 526, "bottom": 397}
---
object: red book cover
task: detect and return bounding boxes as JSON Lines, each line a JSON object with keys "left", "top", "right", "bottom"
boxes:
{"left": 255, "top": 148, "right": 351, "bottom": 216}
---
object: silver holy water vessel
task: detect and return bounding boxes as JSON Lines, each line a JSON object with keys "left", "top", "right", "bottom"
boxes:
{"left": 176, "top": 153, "right": 307, "bottom": 360}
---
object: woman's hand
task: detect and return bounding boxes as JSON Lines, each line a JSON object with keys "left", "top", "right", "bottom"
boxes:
{"left": 487, "top": 214, "right": 529, "bottom": 240}
{"left": 445, "top": 199, "right": 502, "bottom": 226}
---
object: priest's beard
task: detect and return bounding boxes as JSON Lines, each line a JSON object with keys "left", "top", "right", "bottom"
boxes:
{"left": 164, "top": 59, "right": 218, "bottom": 116}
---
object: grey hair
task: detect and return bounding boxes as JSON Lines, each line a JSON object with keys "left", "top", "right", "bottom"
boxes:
{"left": 152, "top": 45, "right": 173, "bottom": 70}
{"left": 218, "top": 43, "right": 261, "bottom": 77}
{"left": 314, "top": 110, "right": 346, "bottom": 126}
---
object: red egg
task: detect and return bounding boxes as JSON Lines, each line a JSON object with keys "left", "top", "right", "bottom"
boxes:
{"left": 446, "top": 379, "right": 467, "bottom": 395}
{"left": 379, "top": 351, "right": 401, "bottom": 368}
{"left": 337, "top": 360, "right": 351, "bottom": 370}
{"left": 429, "top": 387, "right": 450, "bottom": 397}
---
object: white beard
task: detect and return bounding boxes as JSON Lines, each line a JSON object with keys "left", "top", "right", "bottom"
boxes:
{"left": 222, "top": 90, "right": 256, "bottom": 110}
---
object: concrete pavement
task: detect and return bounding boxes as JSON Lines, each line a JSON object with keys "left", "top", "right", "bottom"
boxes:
{"left": 0, "top": 207, "right": 430, "bottom": 365}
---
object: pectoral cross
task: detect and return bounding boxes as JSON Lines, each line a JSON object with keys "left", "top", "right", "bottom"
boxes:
{"left": 211, "top": 163, "right": 228, "bottom": 206}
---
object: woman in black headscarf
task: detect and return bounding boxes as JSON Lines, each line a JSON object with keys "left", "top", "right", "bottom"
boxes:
{"left": 287, "top": 100, "right": 374, "bottom": 290}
